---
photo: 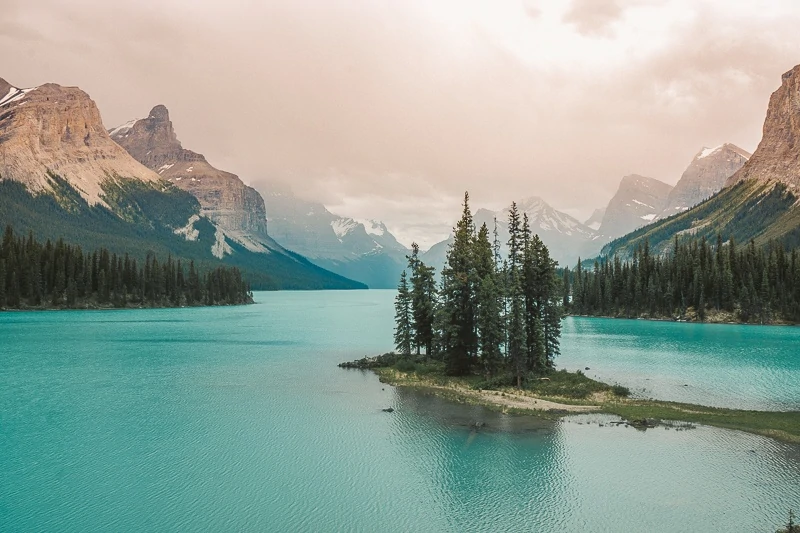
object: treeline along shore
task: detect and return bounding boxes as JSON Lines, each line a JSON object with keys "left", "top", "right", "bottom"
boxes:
{"left": 566, "top": 235, "right": 800, "bottom": 325}
{"left": 0, "top": 225, "right": 253, "bottom": 310}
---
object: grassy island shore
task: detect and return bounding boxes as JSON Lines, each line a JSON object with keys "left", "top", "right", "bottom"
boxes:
{"left": 340, "top": 354, "right": 800, "bottom": 444}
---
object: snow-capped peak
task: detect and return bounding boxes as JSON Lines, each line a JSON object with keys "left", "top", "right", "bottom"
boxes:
{"left": 355, "top": 219, "right": 386, "bottom": 237}
{"left": 697, "top": 145, "right": 724, "bottom": 159}
{"left": 330, "top": 218, "right": 359, "bottom": 239}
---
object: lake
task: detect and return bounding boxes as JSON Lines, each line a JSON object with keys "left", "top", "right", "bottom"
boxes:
{"left": 1, "top": 290, "right": 798, "bottom": 532}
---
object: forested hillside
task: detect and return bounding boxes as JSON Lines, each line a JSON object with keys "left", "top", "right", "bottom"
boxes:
{"left": 0, "top": 178, "right": 365, "bottom": 291}
{"left": 0, "top": 226, "right": 252, "bottom": 309}
{"left": 569, "top": 235, "right": 800, "bottom": 324}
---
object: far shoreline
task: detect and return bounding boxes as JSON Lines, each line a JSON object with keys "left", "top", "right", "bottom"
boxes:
{"left": 567, "top": 313, "right": 800, "bottom": 327}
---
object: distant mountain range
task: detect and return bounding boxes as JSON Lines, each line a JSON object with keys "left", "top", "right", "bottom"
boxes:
{"left": 420, "top": 135, "right": 751, "bottom": 271}
{"left": 600, "top": 64, "right": 800, "bottom": 259}
{"left": 0, "top": 77, "right": 363, "bottom": 290}
{"left": 262, "top": 185, "right": 409, "bottom": 288}
{"left": 110, "top": 106, "right": 407, "bottom": 289}
{"left": 4, "top": 59, "right": 795, "bottom": 290}
{"left": 423, "top": 197, "right": 600, "bottom": 271}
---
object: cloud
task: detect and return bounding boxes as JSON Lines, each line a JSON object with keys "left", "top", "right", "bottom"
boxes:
{"left": 563, "top": 0, "right": 624, "bottom": 37}
{"left": 2, "top": 0, "right": 800, "bottom": 244}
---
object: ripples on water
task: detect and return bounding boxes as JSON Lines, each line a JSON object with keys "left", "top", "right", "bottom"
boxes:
{"left": 1, "top": 291, "right": 798, "bottom": 532}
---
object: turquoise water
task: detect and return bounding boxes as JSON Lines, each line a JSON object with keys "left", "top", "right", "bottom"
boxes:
{"left": 0, "top": 290, "right": 798, "bottom": 532}
{"left": 560, "top": 317, "right": 800, "bottom": 410}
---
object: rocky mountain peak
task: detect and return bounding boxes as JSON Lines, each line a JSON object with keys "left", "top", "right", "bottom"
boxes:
{"left": 598, "top": 174, "right": 672, "bottom": 239}
{"left": 0, "top": 78, "right": 161, "bottom": 205}
{"left": 659, "top": 143, "right": 750, "bottom": 219}
{"left": 725, "top": 63, "right": 800, "bottom": 189}
{"left": 110, "top": 104, "right": 187, "bottom": 167}
{"left": 584, "top": 207, "right": 606, "bottom": 231}
{"left": 148, "top": 104, "right": 171, "bottom": 123}
{"left": 111, "top": 108, "right": 270, "bottom": 246}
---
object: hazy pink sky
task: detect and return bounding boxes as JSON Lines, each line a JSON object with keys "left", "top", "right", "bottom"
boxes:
{"left": 3, "top": 0, "right": 800, "bottom": 246}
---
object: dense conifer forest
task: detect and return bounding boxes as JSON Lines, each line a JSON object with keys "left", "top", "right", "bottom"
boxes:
{"left": 0, "top": 226, "right": 253, "bottom": 310}
{"left": 568, "top": 235, "right": 800, "bottom": 324}
{"left": 394, "top": 193, "right": 563, "bottom": 385}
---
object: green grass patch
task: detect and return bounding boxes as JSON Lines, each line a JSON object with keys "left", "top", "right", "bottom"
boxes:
{"left": 603, "top": 401, "right": 800, "bottom": 444}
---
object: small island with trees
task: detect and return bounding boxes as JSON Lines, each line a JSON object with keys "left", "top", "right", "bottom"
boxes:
{"left": 340, "top": 193, "right": 800, "bottom": 444}
{"left": 0, "top": 225, "right": 253, "bottom": 310}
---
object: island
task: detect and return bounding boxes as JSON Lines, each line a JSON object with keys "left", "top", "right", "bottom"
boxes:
{"left": 340, "top": 193, "right": 800, "bottom": 445}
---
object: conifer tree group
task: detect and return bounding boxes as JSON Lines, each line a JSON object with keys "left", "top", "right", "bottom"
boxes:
{"left": 0, "top": 225, "right": 253, "bottom": 309}
{"left": 394, "top": 193, "right": 564, "bottom": 383}
{"left": 569, "top": 234, "right": 800, "bottom": 324}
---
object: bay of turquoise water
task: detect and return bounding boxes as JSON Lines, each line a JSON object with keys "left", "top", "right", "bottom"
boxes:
{"left": 1, "top": 290, "right": 798, "bottom": 532}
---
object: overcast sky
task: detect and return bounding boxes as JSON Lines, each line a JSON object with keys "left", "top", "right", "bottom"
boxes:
{"left": 3, "top": 0, "right": 800, "bottom": 247}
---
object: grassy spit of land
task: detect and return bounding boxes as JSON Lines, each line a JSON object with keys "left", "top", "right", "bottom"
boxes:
{"left": 339, "top": 354, "right": 800, "bottom": 444}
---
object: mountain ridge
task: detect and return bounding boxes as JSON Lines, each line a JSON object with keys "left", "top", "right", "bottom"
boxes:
{"left": 0, "top": 77, "right": 365, "bottom": 290}
{"left": 598, "top": 64, "right": 800, "bottom": 260}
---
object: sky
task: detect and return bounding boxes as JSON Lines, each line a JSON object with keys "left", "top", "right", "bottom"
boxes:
{"left": 3, "top": 0, "right": 800, "bottom": 247}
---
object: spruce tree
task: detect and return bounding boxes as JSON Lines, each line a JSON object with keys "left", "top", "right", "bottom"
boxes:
{"left": 408, "top": 243, "right": 437, "bottom": 357}
{"left": 474, "top": 223, "right": 502, "bottom": 376}
{"left": 394, "top": 271, "right": 413, "bottom": 356}
{"left": 439, "top": 192, "right": 477, "bottom": 375}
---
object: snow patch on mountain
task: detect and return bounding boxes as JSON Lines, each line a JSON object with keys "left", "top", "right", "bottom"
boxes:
{"left": 356, "top": 219, "right": 386, "bottom": 237}
{"left": 174, "top": 214, "right": 200, "bottom": 241}
{"left": 631, "top": 199, "right": 654, "bottom": 209}
{"left": 211, "top": 227, "right": 233, "bottom": 258}
{"left": 109, "top": 119, "right": 138, "bottom": 138}
{"left": 0, "top": 86, "right": 38, "bottom": 108}
{"left": 330, "top": 218, "right": 359, "bottom": 240}
{"left": 697, "top": 145, "right": 724, "bottom": 159}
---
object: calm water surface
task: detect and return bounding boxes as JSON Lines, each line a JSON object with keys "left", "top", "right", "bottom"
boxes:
{"left": 1, "top": 290, "right": 798, "bottom": 532}
{"left": 560, "top": 316, "right": 800, "bottom": 410}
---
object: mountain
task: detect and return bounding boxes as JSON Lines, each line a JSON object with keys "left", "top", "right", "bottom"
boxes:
{"left": 597, "top": 174, "right": 673, "bottom": 239}
{"left": 584, "top": 207, "right": 605, "bottom": 231}
{"left": 263, "top": 185, "right": 409, "bottom": 288}
{"left": 110, "top": 105, "right": 274, "bottom": 253}
{"left": 600, "top": 64, "right": 800, "bottom": 260}
{"left": 0, "top": 80, "right": 162, "bottom": 205}
{"left": 0, "top": 78, "right": 363, "bottom": 290}
{"left": 658, "top": 144, "right": 750, "bottom": 219}
{"left": 422, "top": 196, "right": 598, "bottom": 271}
{"left": 725, "top": 67, "right": 800, "bottom": 189}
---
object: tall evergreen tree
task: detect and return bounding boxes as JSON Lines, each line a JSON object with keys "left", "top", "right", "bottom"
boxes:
{"left": 394, "top": 270, "right": 413, "bottom": 356}
{"left": 408, "top": 243, "right": 437, "bottom": 357}
{"left": 439, "top": 192, "right": 477, "bottom": 375}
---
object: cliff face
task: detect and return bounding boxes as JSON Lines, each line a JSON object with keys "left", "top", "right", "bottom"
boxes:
{"left": 110, "top": 106, "right": 269, "bottom": 248}
{"left": 597, "top": 174, "right": 673, "bottom": 239}
{"left": 0, "top": 78, "right": 161, "bottom": 205}
{"left": 726, "top": 65, "right": 800, "bottom": 189}
{"left": 660, "top": 144, "right": 750, "bottom": 218}
{"left": 599, "top": 65, "right": 800, "bottom": 260}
